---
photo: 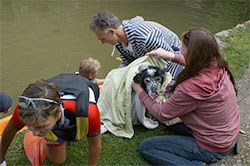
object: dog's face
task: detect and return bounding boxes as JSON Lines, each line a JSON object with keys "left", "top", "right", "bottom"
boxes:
{"left": 133, "top": 65, "right": 167, "bottom": 98}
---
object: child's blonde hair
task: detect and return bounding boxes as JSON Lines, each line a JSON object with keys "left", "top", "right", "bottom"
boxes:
{"left": 79, "top": 57, "right": 101, "bottom": 78}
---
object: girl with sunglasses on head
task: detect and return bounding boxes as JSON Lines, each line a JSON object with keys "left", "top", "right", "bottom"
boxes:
{"left": 132, "top": 27, "right": 240, "bottom": 165}
{"left": 0, "top": 79, "right": 101, "bottom": 165}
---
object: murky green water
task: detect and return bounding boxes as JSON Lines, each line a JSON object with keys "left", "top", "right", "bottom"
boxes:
{"left": 0, "top": 0, "right": 249, "bottom": 116}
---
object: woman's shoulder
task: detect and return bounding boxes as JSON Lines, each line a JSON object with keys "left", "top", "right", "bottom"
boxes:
{"left": 179, "top": 67, "right": 224, "bottom": 94}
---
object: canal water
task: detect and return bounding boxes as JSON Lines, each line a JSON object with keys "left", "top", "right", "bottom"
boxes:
{"left": 0, "top": 0, "right": 249, "bottom": 117}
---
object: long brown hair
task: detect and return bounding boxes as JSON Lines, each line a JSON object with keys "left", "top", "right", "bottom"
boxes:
{"left": 171, "top": 27, "right": 236, "bottom": 93}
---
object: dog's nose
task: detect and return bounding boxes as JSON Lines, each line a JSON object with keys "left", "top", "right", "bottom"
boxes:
{"left": 149, "top": 82, "right": 160, "bottom": 94}
{"left": 151, "top": 85, "right": 158, "bottom": 92}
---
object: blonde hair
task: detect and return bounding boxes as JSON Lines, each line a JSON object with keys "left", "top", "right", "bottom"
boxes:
{"left": 79, "top": 57, "right": 101, "bottom": 78}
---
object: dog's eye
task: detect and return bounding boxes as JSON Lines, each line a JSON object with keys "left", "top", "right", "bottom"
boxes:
{"left": 155, "top": 77, "right": 162, "bottom": 82}
{"left": 144, "top": 78, "right": 150, "bottom": 84}
{"left": 133, "top": 74, "right": 141, "bottom": 83}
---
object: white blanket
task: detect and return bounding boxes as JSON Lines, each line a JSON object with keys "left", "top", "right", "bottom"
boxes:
{"left": 98, "top": 56, "right": 169, "bottom": 138}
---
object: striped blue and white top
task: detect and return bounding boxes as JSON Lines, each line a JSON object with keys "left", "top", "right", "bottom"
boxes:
{"left": 115, "top": 16, "right": 183, "bottom": 79}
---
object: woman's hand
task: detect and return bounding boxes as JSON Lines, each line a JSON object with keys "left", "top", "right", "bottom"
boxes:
{"left": 147, "top": 48, "right": 175, "bottom": 60}
{"left": 132, "top": 82, "right": 144, "bottom": 95}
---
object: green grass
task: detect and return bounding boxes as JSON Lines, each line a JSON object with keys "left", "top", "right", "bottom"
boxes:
{"left": 6, "top": 125, "right": 171, "bottom": 165}
{"left": 219, "top": 25, "right": 250, "bottom": 78}
{"left": 3, "top": 24, "right": 250, "bottom": 165}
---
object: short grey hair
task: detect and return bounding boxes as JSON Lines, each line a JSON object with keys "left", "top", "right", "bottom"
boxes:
{"left": 90, "top": 11, "right": 121, "bottom": 33}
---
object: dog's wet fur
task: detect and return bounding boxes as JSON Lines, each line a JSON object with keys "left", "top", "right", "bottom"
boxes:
{"left": 133, "top": 64, "right": 167, "bottom": 98}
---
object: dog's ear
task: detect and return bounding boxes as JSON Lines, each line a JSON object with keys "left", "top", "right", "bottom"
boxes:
{"left": 133, "top": 73, "right": 142, "bottom": 83}
{"left": 133, "top": 64, "right": 148, "bottom": 83}
{"left": 138, "top": 64, "right": 149, "bottom": 73}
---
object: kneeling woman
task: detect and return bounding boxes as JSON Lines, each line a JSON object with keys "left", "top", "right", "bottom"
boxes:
{"left": 132, "top": 28, "right": 240, "bottom": 165}
{"left": 0, "top": 78, "right": 101, "bottom": 165}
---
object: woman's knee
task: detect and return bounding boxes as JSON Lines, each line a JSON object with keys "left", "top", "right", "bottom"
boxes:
{"left": 139, "top": 137, "right": 157, "bottom": 156}
{"left": 139, "top": 141, "right": 145, "bottom": 156}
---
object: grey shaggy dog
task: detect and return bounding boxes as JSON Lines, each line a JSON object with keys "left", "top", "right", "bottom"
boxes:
{"left": 133, "top": 64, "right": 183, "bottom": 126}
{"left": 133, "top": 64, "right": 168, "bottom": 99}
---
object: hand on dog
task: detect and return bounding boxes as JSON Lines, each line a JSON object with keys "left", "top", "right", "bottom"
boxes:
{"left": 147, "top": 48, "right": 175, "bottom": 60}
{"left": 132, "top": 82, "right": 144, "bottom": 95}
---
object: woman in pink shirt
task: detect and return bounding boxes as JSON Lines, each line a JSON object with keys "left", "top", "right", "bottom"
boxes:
{"left": 132, "top": 27, "right": 240, "bottom": 165}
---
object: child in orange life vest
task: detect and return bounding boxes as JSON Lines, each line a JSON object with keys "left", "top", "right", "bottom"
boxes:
{"left": 78, "top": 57, "right": 105, "bottom": 86}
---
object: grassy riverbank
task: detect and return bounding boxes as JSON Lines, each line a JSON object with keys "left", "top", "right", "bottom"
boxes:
{"left": 217, "top": 22, "right": 250, "bottom": 78}
{"left": 4, "top": 23, "right": 250, "bottom": 165}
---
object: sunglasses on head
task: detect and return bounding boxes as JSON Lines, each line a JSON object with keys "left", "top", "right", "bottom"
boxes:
{"left": 18, "top": 96, "right": 60, "bottom": 111}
